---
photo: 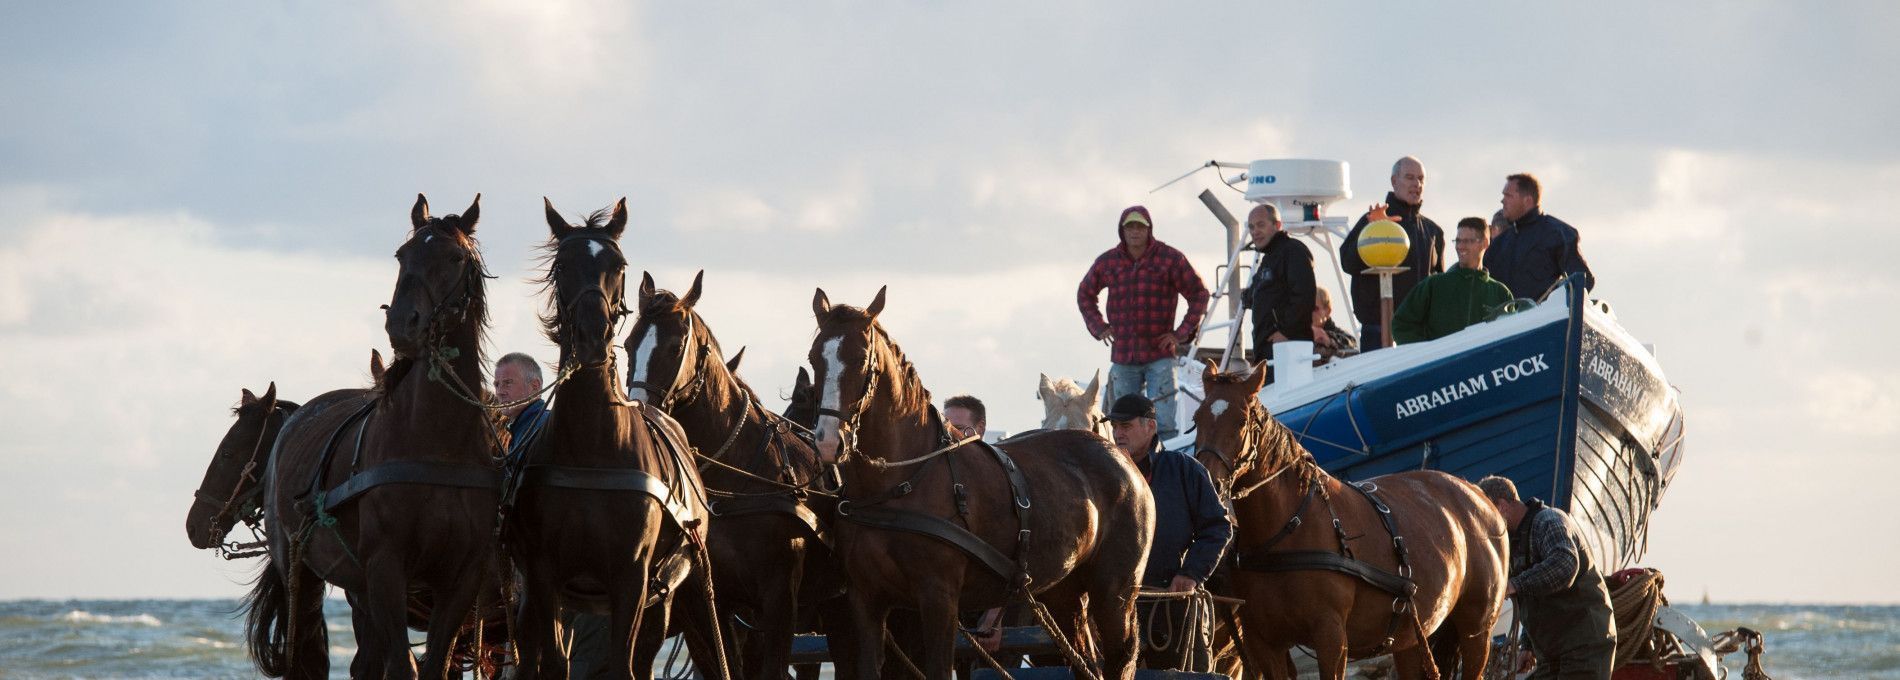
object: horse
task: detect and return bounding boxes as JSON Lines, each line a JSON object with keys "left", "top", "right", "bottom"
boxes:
{"left": 624, "top": 271, "right": 856, "bottom": 680}
{"left": 807, "top": 286, "right": 1153, "bottom": 680}
{"left": 250, "top": 194, "right": 505, "bottom": 679}
{"left": 1189, "top": 360, "right": 1508, "bottom": 680}
{"left": 1036, "top": 371, "right": 1111, "bottom": 438}
{"left": 187, "top": 384, "right": 300, "bottom": 554}
{"left": 507, "top": 198, "right": 727, "bottom": 680}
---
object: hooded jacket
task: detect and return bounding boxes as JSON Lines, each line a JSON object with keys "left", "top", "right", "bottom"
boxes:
{"left": 1483, "top": 208, "right": 1594, "bottom": 300}
{"left": 1078, "top": 206, "right": 1211, "bottom": 365}
{"left": 1339, "top": 192, "right": 1446, "bottom": 325}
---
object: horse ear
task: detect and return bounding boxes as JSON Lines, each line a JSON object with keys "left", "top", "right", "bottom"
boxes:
{"left": 411, "top": 193, "right": 431, "bottom": 230}
{"left": 240, "top": 388, "right": 259, "bottom": 407}
{"left": 1200, "top": 357, "right": 1220, "bottom": 381}
{"left": 605, "top": 197, "right": 628, "bottom": 239}
{"left": 725, "top": 346, "right": 746, "bottom": 373}
{"left": 795, "top": 366, "right": 812, "bottom": 392}
{"left": 458, "top": 194, "right": 481, "bottom": 234}
{"left": 865, "top": 285, "right": 888, "bottom": 319}
{"left": 638, "top": 271, "right": 656, "bottom": 306}
{"left": 813, "top": 288, "right": 832, "bottom": 318}
{"left": 369, "top": 348, "right": 386, "bottom": 382}
{"left": 1038, "top": 373, "right": 1055, "bottom": 399}
{"left": 1083, "top": 370, "right": 1102, "bottom": 404}
{"left": 544, "top": 197, "right": 572, "bottom": 238}
{"left": 1247, "top": 360, "right": 1271, "bottom": 391}
{"left": 682, "top": 270, "right": 704, "bottom": 308}
{"left": 261, "top": 382, "right": 277, "bottom": 409}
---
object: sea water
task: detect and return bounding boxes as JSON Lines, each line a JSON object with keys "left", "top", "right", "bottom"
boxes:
{"left": 1, "top": 599, "right": 1893, "bottom": 679}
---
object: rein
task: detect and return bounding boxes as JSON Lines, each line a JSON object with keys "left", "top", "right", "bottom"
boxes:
{"left": 195, "top": 404, "right": 284, "bottom": 559}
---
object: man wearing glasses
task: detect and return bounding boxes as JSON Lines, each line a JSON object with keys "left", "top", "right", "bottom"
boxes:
{"left": 1391, "top": 217, "right": 1515, "bottom": 344}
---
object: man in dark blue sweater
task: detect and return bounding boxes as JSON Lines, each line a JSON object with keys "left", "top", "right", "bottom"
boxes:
{"left": 1485, "top": 173, "right": 1595, "bottom": 300}
{"left": 1106, "top": 394, "right": 1232, "bottom": 668}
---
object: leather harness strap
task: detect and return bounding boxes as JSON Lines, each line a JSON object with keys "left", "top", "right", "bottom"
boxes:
{"left": 709, "top": 494, "right": 829, "bottom": 546}
{"left": 1234, "top": 550, "right": 1416, "bottom": 597}
{"left": 519, "top": 464, "right": 698, "bottom": 529}
{"left": 321, "top": 460, "right": 503, "bottom": 510}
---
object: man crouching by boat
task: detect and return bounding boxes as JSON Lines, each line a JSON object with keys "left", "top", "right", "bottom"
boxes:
{"left": 1106, "top": 394, "right": 1232, "bottom": 669}
{"left": 1479, "top": 476, "right": 1615, "bottom": 679}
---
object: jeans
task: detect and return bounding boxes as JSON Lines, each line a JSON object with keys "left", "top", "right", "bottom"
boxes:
{"left": 1109, "top": 358, "right": 1179, "bottom": 442}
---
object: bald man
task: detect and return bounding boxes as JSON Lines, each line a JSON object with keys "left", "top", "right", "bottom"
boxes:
{"left": 1340, "top": 156, "right": 1446, "bottom": 350}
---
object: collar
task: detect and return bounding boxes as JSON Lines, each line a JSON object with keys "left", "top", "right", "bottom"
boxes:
{"left": 1383, "top": 191, "right": 1422, "bottom": 216}
{"left": 1510, "top": 208, "right": 1546, "bottom": 230}
{"left": 1120, "top": 237, "right": 1167, "bottom": 261}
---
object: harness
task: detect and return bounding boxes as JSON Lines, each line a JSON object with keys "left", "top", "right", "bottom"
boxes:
{"left": 1212, "top": 403, "right": 1423, "bottom": 656}
{"left": 193, "top": 402, "right": 291, "bottom": 560}
{"left": 299, "top": 397, "right": 503, "bottom": 523}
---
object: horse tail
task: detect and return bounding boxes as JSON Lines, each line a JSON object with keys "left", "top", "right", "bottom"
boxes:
{"left": 243, "top": 557, "right": 292, "bottom": 677}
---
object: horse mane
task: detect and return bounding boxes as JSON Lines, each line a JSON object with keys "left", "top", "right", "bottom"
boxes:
{"left": 820, "top": 305, "right": 932, "bottom": 418}
{"left": 1210, "top": 367, "right": 1328, "bottom": 495}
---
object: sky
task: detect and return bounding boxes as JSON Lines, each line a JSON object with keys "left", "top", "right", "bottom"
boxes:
{"left": 2, "top": 2, "right": 1896, "bottom": 603}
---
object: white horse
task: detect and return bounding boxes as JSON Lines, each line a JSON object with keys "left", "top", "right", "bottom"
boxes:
{"left": 1036, "top": 370, "right": 1112, "bottom": 439}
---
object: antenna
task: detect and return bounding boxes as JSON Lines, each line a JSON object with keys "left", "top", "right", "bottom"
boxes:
{"left": 1150, "top": 160, "right": 1250, "bottom": 194}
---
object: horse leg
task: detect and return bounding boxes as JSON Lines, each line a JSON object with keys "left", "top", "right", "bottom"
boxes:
{"left": 676, "top": 564, "right": 734, "bottom": 680}
{"left": 418, "top": 564, "right": 485, "bottom": 680}
{"left": 748, "top": 550, "right": 802, "bottom": 680}
{"left": 616, "top": 565, "right": 657, "bottom": 680}
{"left": 366, "top": 552, "right": 420, "bottom": 679}
{"left": 1309, "top": 624, "right": 1351, "bottom": 680}
{"left": 1081, "top": 575, "right": 1138, "bottom": 680}
{"left": 349, "top": 591, "right": 380, "bottom": 680}
{"left": 814, "top": 595, "right": 862, "bottom": 680}
{"left": 845, "top": 590, "right": 889, "bottom": 680}
{"left": 912, "top": 582, "right": 961, "bottom": 680}
{"left": 514, "top": 556, "right": 563, "bottom": 680}
{"left": 287, "top": 560, "right": 331, "bottom": 680}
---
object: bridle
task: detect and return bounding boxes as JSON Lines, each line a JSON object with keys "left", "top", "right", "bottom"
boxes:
{"left": 550, "top": 232, "right": 632, "bottom": 372}
{"left": 407, "top": 224, "right": 487, "bottom": 355}
{"left": 626, "top": 310, "right": 710, "bottom": 412}
{"left": 191, "top": 404, "right": 285, "bottom": 559}
{"left": 813, "top": 332, "right": 881, "bottom": 463}
{"left": 1198, "top": 401, "right": 1304, "bottom": 502}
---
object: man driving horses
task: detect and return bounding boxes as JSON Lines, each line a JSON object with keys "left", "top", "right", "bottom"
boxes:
{"left": 495, "top": 352, "right": 550, "bottom": 460}
{"left": 1479, "top": 476, "right": 1616, "bottom": 679}
{"left": 1106, "top": 393, "right": 1232, "bottom": 669}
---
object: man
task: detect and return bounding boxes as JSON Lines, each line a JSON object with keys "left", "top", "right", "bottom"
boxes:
{"left": 943, "top": 394, "right": 986, "bottom": 440}
{"left": 1478, "top": 476, "right": 1616, "bottom": 679}
{"left": 1245, "top": 204, "right": 1317, "bottom": 378}
{"left": 1340, "top": 156, "right": 1446, "bottom": 351}
{"left": 1390, "top": 218, "right": 1515, "bottom": 344}
{"left": 1105, "top": 393, "right": 1232, "bottom": 669}
{"left": 1078, "top": 205, "right": 1210, "bottom": 442}
{"left": 1485, "top": 173, "right": 1595, "bottom": 300}
{"left": 495, "top": 352, "right": 551, "bottom": 461}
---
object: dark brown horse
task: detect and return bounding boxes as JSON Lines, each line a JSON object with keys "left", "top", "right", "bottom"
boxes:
{"left": 251, "top": 194, "right": 504, "bottom": 680}
{"left": 187, "top": 384, "right": 300, "bottom": 554}
{"left": 624, "top": 272, "right": 856, "bottom": 680}
{"left": 1190, "top": 361, "right": 1508, "bottom": 680}
{"left": 807, "top": 287, "right": 1153, "bottom": 680}
{"left": 508, "top": 198, "right": 726, "bottom": 680}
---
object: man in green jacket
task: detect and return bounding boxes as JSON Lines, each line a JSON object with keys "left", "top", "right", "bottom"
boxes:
{"left": 1391, "top": 217, "right": 1514, "bottom": 344}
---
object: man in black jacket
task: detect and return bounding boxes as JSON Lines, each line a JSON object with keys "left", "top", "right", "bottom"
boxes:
{"left": 1246, "top": 203, "right": 1316, "bottom": 374}
{"left": 1106, "top": 393, "right": 1232, "bottom": 669}
{"left": 1485, "top": 173, "right": 1595, "bottom": 300}
{"left": 1340, "top": 156, "right": 1446, "bottom": 351}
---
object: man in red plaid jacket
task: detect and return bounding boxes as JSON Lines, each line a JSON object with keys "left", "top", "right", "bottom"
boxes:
{"left": 1077, "top": 205, "right": 1210, "bottom": 442}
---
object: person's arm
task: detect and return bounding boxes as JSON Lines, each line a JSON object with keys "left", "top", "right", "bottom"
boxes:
{"left": 1560, "top": 228, "right": 1595, "bottom": 292}
{"left": 1280, "top": 250, "right": 1316, "bottom": 340}
{"left": 1077, "top": 258, "right": 1111, "bottom": 339}
{"left": 1172, "top": 250, "right": 1211, "bottom": 341}
{"left": 1338, "top": 215, "right": 1372, "bottom": 275}
{"left": 1509, "top": 513, "right": 1582, "bottom": 597}
{"left": 1389, "top": 276, "right": 1433, "bottom": 344}
{"left": 1176, "top": 460, "right": 1234, "bottom": 584}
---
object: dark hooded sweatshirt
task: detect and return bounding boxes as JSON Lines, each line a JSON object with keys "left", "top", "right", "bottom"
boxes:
{"left": 1339, "top": 192, "right": 1446, "bottom": 326}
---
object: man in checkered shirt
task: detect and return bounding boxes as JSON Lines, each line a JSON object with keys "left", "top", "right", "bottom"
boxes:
{"left": 1480, "top": 475, "right": 1616, "bottom": 679}
{"left": 1077, "top": 205, "right": 1210, "bottom": 443}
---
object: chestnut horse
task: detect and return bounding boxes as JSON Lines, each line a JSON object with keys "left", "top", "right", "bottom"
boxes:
{"left": 624, "top": 272, "right": 856, "bottom": 680}
{"left": 808, "top": 287, "right": 1153, "bottom": 680}
{"left": 507, "top": 199, "right": 726, "bottom": 680}
{"left": 251, "top": 194, "right": 505, "bottom": 679}
{"left": 1190, "top": 361, "right": 1507, "bottom": 680}
{"left": 187, "top": 384, "right": 299, "bottom": 555}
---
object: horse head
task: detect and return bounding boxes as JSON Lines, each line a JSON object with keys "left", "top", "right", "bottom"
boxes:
{"left": 541, "top": 197, "right": 630, "bottom": 370}
{"left": 1037, "top": 370, "right": 1104, "bottom": 433}
{"left": 807, "top": 286, "right": 894, "bottom": 463}
{"left": 385, "top": 193, "right": 486, "bottom": 358}
{"left": 625, "top": 270, "right": 715, "bottom": 409}
{"left": 784, "top": 366, "right": 818, "bottom": 428}
{"left": 1191, "top": 359, "right": 1296, "bottom": 498}
{"left": 186, "top": 384, "right": 295, "bottom": 551}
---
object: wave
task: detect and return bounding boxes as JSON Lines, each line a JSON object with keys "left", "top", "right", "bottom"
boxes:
{"left": 56, "top": 609, "right": 163, "bottom": 626}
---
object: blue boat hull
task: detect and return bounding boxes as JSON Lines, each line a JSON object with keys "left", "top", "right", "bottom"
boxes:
{"left": 1235, "top": 280, "right": 1684, "bottom": 570}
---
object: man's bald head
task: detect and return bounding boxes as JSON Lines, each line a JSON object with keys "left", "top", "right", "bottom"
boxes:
{"left": 1391, "top": 156, "right": 1426, "bottom": 205}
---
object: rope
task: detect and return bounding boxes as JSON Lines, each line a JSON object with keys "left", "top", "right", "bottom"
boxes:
{"left": 1609, "top": 569, "right": 1667, "bottom": 667}
{"left": 961, "top": 627, "right": 1016, "bottom": 680}
{"left": 862, "top": 434, "right": 984, "bottom": 470}
{"left": 1025, "top": 599, "right": 1103, "bottom": 680}
{"left": 882, "top": 629, "right": 928, "bottom": 680}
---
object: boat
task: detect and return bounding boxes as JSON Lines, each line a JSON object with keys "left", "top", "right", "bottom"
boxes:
{"left": 1163, "top": 158, "right": 1685, "bottom": 574}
